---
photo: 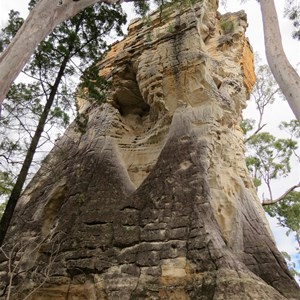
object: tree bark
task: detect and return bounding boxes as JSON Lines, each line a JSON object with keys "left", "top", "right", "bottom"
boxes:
{"left": 260, "top": 0, "right": 300, "bottom": 121}
{"left": 0, "top": 55, "right": 69, "bottom": 246}
{"left": 1, "top": 0, "right": 299, "bottom": 123}
{"left": 262, "top": 182, "right": 300, "bottom": 206}
{"left": 0, "top": 0, "right": 116, "bottom": 105}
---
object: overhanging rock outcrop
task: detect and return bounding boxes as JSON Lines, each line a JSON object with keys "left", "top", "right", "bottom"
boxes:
{"left": 1, "top": 1, "right": 299, "bottom": 299}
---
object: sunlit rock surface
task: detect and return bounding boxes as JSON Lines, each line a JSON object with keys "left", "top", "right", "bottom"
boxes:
{"left": 1, "top": 1, "right": 299, "bottom": 299}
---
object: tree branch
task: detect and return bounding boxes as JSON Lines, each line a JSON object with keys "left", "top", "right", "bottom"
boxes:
{"left": 262, "top": 182, "right": 300, "bottom": 206}
{"left": 244, "top": 123, "right": 267, "bottom": 143}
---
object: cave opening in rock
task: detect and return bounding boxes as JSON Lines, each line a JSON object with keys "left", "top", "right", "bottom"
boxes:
{"left": 113, "top": 63, "right": 150, "bottom": 118}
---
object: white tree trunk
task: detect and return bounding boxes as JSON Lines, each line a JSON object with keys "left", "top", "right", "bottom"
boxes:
{"left": 260, "top": 0, "right": 300, "bottom": 121}
{"left": 1, "top": 0, "right": 300, "bottom": 122}
{"left": 0, "top": 0, "right": 117, "bottom": 105}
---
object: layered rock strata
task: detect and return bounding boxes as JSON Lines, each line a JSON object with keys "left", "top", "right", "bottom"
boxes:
{"left": 0, "top": 1, "right": 299, "bottom": 299}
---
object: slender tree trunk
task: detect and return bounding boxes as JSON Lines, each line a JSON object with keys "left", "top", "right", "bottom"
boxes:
{"left": 0, "top": 55, "right": 70, "bottom": 246}
{"left": 1, "top": 3, "right": 299, "bottom": 298}
{"left": 260, "top": 0, "right": 300, "bottom": 121}
{"left": 0, "top": 0, "right": 117, "bottom": 105}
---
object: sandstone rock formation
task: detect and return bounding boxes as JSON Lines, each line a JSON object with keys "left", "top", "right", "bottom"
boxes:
{"left": 0, "top": 1, "right": 299, "bottom": 299}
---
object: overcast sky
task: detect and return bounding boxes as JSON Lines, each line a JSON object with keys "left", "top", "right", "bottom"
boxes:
{"left": 0, "top": 1, "right": 298, "bottom": 122}
{"left": 0, "top": 0, "right": 299, "bottom": 274}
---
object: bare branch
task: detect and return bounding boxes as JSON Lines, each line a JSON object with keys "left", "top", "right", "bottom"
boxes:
{"left": 244, "top": 123, "right": 267, "bottom": 144}
{"left": 262, "top": 182, "right": 300, "bottom": 206}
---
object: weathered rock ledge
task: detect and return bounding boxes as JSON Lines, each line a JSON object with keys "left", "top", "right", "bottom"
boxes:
{"left": 0, "top": 1, "right": 299, "bottom": 299}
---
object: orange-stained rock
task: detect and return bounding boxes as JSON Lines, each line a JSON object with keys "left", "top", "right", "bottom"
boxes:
{"left": 241, "top": 39, "right": 256, "bottom": 97}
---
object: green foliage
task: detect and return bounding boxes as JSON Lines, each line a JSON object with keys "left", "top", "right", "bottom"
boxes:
{"left": 252, "top": 64, "right": 279, "bottom": 121}
{"left": 167, "top": 23, "right": 176, "bottom": 33}
{"left": 0, "top": 201, "right": 7, "bottom": 219}
{"left": 221, "top": 0, "right": 300, "bottom": 40}
{"left": 279, "top": 120, "right": 300, "bottom": 139}
{"left": 25, "top": 3, "right": 126, "bottom": 78}
{"left": 265, "top": 191, "right": 300, "bottom": 232}
{"left": 134, "top": 0, "right": 201, "bottom": 20}
{"left": 244, "top": 64, "right": 298, "bottom": 193}
{"left": 246, "top": 132, "right": 297, "bottom": 186}
{"left": 284, "top": 0, "right": 300, "bottom": 40}
{"left": 242, "top": 63, "right": 280, "bottom": 142}
{"left": 0, "top": 82, "right": 45, "bottom": 184}
{"left": 244, "top": 60, "right": 300, "bottom": 280}
{"left": 77, "top": 64, "right": 112, "bottom": 103}
{"left": 253, "top": 64, "right": 279, "bottom": 103}
{"left": 0, "top": 10, "right": 24, "bottom": 52}
{"left": 265, "top": 190, "right": 300, "bottom": 276}
{"left": 0, "top": 171, "right": 14, "bottom": 200}
{"left": 219, "top": 0, "right": 300, "bottom": 42}
{"left": 281, "top": 251, "right": 300, "bottom": 280}
{"left": 0, "top": 171, "right": 12, "bottom": 217}
{"left": 0, "top": 2, "right": 127, "bottom": 203}
{"left": 220, "top": 20, "right": 235, "bottom": 34}
{"left": 241, "top": 118, "right": 255, "bottom": 135}
{"left": 50, "top": 107, "right": 70, "bottom": 127}
{"left": 134, "top": 0, "right": 151, "bottom": 17}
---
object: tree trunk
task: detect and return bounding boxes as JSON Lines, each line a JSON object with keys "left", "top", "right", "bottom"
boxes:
{"left": 260, "top": 0, "right": 300, "bottom": 121}
{"left": 0, "top": 0, "right": 114, "bottom": 105}
{"left": 0, "top": 55, "right": 69, "bottom": 246}
{"left": 0, "top": 2, "right": 299, "bottom": 299}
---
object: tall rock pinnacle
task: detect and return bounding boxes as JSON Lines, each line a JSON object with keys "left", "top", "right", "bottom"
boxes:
{"left": 0, "top": 1, "right": 299, "bottom": 299}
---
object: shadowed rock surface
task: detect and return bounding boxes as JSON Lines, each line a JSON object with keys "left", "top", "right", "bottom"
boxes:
{"left": 0, "top": 1, "right": 299, "bottom": 299}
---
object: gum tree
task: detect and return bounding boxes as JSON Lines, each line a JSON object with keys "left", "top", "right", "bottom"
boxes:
{"left": 260, "top": 0, "right": 300, "bottom": 121}
{"left": 0, "top": 0, "right": 126, "bottom": 245}
{"left": 0, "top": 0, "right": 299, "bottom": 120}
{"left": 243, "top": 62, "right": 300, "bottom": 280}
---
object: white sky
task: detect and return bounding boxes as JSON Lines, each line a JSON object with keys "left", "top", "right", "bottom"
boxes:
{"left": 0, "top": 0, "right": 299, "bottom": 273}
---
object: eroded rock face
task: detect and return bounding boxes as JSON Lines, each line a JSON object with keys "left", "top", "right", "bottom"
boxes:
{"left": 1, "top": 1, "right": 299, "bottom": 299}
